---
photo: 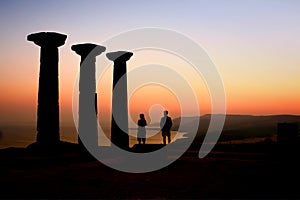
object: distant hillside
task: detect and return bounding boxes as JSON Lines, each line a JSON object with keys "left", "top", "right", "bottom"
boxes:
{"left": 172, "top": 114, "right": 300, "bottom": 142}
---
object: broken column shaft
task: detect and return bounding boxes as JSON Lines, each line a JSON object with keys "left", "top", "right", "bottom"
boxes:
{"left": 27, "top": 32, "right": 67, "bottom": 145}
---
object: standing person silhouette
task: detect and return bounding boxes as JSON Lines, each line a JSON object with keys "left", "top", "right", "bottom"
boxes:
{"left": 137, "top": 114, "right": 147, "bottom": 144}
{"left": 160, "top": 110, "right": 173, "bottom": 145}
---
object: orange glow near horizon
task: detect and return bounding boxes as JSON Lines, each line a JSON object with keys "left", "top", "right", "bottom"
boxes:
{"left": 1, "top": 35, "right": 300, "bottom": 127}
{"left": 1, "top": 49, "right": 300, "bottom": 127}
{"left": 129, "top": 84, "right": 181, "bottom": 124}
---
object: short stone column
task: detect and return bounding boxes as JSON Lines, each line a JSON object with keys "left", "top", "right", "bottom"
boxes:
{"left": 106, "top": 51, "right": 133, "bottom": 150}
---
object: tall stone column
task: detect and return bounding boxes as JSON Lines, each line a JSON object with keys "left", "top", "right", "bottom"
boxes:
{"left": 106, "top": 51, "right": 133, "bottom": 150}
{"left": 27, "top": 32, "right": 67, "bottom": 145}
{"left": 71, "top": 43, "right": 106, "bottom": 149}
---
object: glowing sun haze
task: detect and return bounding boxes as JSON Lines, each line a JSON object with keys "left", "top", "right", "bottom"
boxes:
{"left": 0, "top": 0, "right": 300, "bottom": 126}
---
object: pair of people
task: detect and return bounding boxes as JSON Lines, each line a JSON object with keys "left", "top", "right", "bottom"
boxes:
{"left": 137, "top": 110, "right": 173, "bottom": 145}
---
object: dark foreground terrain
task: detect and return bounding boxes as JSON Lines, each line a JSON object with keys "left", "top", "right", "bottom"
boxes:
{"left": 1, "top": 142, "right": 300, "bottom": 199}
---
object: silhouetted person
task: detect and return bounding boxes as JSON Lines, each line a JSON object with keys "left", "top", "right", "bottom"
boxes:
{"left": 137, "top": 114, "right": 147, "bottom": 144}
{"left": 160, "top": 110, "right": 173, "bottom": 145}
{"left": 27, "top": 32, "right": 67, "bottom": 145}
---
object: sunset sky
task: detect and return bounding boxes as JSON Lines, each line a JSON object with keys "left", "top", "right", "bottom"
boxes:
{"left": 0, "top": 0, "right": 300, "bottom": 127}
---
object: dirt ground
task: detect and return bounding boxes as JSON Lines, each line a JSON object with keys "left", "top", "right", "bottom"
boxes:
{"left": 0, "top": 143, "right": 300, "bottom": 199}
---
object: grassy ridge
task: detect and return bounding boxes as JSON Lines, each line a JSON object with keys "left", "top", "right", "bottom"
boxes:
{"left": 172, "top": 114, "right": 300, "bottom": 143}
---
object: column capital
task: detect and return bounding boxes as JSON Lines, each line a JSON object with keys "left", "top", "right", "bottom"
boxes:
{"left": 27, "top": 32, "right": 67, "bottom": 47}
{"left": 106, "top": 51, "right": 133, "bottom": 62}
{"left": 71, "top": 43, "right": 106, "bottom": 58}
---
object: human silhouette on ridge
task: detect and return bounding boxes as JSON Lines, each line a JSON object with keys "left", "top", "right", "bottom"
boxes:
{"left": 137, "top": 113, "right": 147, "bottom": 144}
{"left": 160, "top": 110, "right": 173, "bottom": 145}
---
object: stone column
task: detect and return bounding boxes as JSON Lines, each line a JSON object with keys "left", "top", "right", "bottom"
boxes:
{"left": 71, "top": 43, "right": 106, "bottom": 149}
{"left": 106, "top": 51, "right": 133, "bottom": 150}
{"left": 27, "top": 32, "right": 67, "bottom": 145}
